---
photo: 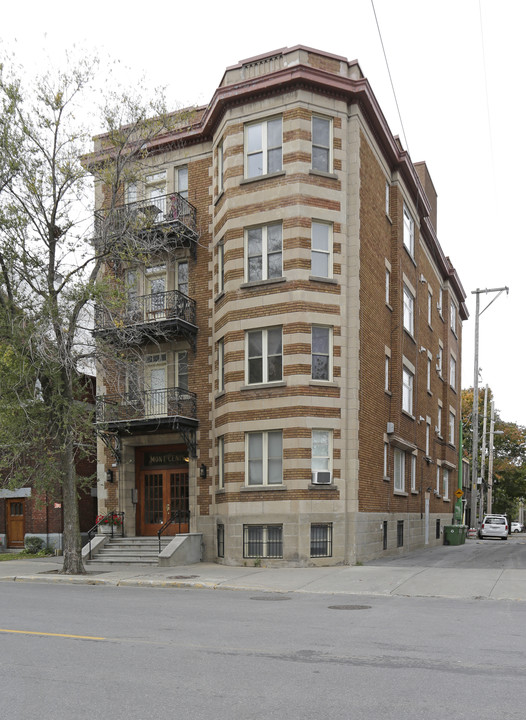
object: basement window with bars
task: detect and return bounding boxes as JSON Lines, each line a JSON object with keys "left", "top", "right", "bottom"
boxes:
{"left": 310, "top": 524, "right": 333, "bottom": 558}
{"left": 397, "top": 520, "right": 404, "bottom": 548}
{"left": 217, "top": 524, "right": 225, "bottom": 558}
{"left": 243, "top": 525, "right": 283, "bottom": 559}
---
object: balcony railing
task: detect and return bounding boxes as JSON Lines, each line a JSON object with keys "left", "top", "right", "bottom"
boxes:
{"left": 95, "top": 289, "right": 196, "bottom": 333}
{"left": 94, "top": 192, "right": 198, "bottom": 249}
{"left": 96, "top": 387, "right": 197, "bottom": 426}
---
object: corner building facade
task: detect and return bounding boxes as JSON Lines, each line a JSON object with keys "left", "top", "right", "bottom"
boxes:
{"left": 94, "top": 46, "right": 467, "bottom": 565}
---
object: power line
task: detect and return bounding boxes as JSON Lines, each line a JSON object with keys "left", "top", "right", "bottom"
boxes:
{"left": 370, "top": 0, "right": 410, "bottom": 153}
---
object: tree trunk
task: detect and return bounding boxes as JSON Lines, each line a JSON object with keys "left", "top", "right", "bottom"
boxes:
{"left": 60, "top": 421, "right": 85, "bottom": 575}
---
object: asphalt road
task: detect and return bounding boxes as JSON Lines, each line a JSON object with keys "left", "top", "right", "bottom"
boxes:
{"left": 2, "top": 538, "right": 526, "bottom": 720}
{"left": 367, "top": 532, "right": 526, "bottom": 568}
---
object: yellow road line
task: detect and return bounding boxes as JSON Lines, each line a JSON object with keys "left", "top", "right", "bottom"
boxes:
{"left": 0, "top": 628, "right": 106, "bottom": 640}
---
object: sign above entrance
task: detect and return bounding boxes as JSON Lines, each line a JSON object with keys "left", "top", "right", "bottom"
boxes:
{"left": 143, "top": 452, "right": 189, "bottom": 468}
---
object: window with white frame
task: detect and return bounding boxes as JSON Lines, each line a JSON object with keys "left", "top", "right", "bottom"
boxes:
{"left": 311, "top": 221, "right": 332, "bottom": 278}
{"left": 394, "top": 448, "right": 405, "bottom": 492}
{"left": 246, "top": 327, "right": 282, "bottom": 385}
{"left": 312, "top": 429, "right": 332, "bottom": 472}
{"left": 384, "top": 442, "right": 389, "bottom": 478}
{"left": 217, "top": 242, "right": 224, "bottom": 294}
{"left": 402, "top": 365, "right": 414, "bottom": 415}
{"left": 245, "top": 223, "right": 282, "bottom": 282}
{"left": 126, "top": 182, "right": 138, "bottom": 204}
{"left": 312, "top": 326, "right": 332, "bottom": 381}
{"left": 437, "top": 402, "right": 442, "bottom": 436}
{"left": 218, "top": 338, "right": 224, "bottom": 392}
{"left": 312, "top": 115, "right": 332, "bottom": 172}
{"left": 245, "top": 117, "right": 282, "bottom": 178}
{"left": 246, "top": 430, "right": 283, "bottom": 486}
{"left": 217, "top": 142, "right": 224, "bottom": 194}
{"left": 438, "top": 288, "right": 443, "bottom": 317}
{"left": 385, "top": 354, "right": 390, "bottom": 392}
{"left": 176, "top": 166, "right": 188, "bottom": 199}
{"left": 427, "top": 356, "right": 432, "bottom": 393}
{"left": 426, "top": 421, "right": 431, "bottom": 456}
{"left": 449, "top": 411, "right": 455, "bottom": 445}
{"left": 218, "top": 436, "right": 225, "bottom": 489}
{"left": 437, "top": 344, "right": 444, "bottom": 377}
{"left": 443, "top": 468, "right": 449, "bottom": 499}
{"left": 385, "top": 181, "right": 390, "bottom": 216}
{"left": 403, "top": 285, "right": 414, "bottom": 335}
{"left": 176, "top": 351, "right": 188, "bottom": 390}
{"left": 385, "top": 267, "right": 391, "bottom": 305}
{"left": 411, "top": 454, "right": 417, "bottom": 492}
{"left": 146, "top": 171, "right": 167, "bottom": 213}
{"left": 176, "top": 260, "right": 188, "bottom": 297}
{"left": 449, "top": 354, "right": 456, "bottom": 389}
{"left": 428, "top": 290, "right": 433, "bottom": 325}
{"left": 436, "top": 464, "right": 441, "bottom": 493}
{"left": 450, "top": 302, "right": 457, "bottom": 334}
{"left": 403, "top": 204, "right": 415, "bottom": 256}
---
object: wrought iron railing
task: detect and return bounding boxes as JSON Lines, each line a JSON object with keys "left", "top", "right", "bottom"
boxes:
{"left": 157, "top": 510, "right": 190, "bottom": 553}
{"left": 95, "top": 289, "right": 196, "bottom": 332}
{"left": 96, "top": 387, "right": 197, "bottom": 424}
{"left": 86, "top": 512, "right": 125, "bottom": 560}
{"left": 94, "top": 192, "right": 197, "bottom": 241}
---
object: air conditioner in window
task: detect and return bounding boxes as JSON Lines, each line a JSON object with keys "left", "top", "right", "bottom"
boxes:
{"left": 312, "top": 471, "right": 332, "bottom": 485}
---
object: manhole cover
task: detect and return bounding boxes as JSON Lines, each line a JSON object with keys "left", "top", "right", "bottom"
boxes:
{"left": 328, "top": 604, "right": 371, "bottom": 610}
{"left": 168, "top": 575, "right": 200, "bottom": 580}
{"left": 250, "top": 595, "right": 291, "bottom": 601}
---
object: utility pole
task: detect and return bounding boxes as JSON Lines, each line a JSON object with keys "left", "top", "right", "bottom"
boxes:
{"left": 479, "top": 385, "right": 488, "bottom": 519}
{"left": 470, "top": 287, "right": 508, "bottom": 529}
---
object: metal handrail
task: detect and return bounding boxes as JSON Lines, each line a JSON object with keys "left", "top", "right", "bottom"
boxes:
{"left": 157, "top": 510, "right": 190, "bottom": 554}
{"left": 96, "top": 387, "right": 197, "bottom": 424}
{"left": 95, "top": 289, "right": 196, "bottom": 332}
{"left": 86, "top": 511, "right": 125, "bottom": 560}
{"left": 94, "top": 191, "right": 197, "bottom": 239}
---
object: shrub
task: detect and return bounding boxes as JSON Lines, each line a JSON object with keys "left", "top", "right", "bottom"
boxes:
{"left": 24, "top": 536, "right": 45, "bottom": 554}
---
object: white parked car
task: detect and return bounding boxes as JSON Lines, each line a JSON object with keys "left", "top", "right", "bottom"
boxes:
{"left": 479, "top": 515, "right": 508, "bottom": 540}
{"left": 511, "top": 522, "right": 523, "bottom": 533}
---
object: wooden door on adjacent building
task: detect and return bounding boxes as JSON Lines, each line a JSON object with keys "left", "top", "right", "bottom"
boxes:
{"left": 137, "top": 468, "right": 189, "bottom": 537}
{"left": 7, "top": 499, "right": 25, "bottom": 548}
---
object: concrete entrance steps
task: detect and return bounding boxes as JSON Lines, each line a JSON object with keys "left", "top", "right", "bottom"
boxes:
{"left": 86, "top": 537, "right": 171, "bottom": 566}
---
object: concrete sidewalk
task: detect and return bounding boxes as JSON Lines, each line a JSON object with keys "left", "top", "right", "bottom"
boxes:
{"left": 2, "top": 554, "right": 526, "bottom": 601}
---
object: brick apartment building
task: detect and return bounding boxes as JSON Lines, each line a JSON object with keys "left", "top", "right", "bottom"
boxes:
{"left": 92, "top": 45, "right": 467, "bottom": 566}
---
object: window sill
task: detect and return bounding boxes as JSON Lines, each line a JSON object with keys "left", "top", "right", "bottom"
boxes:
{"left": 404, "top": 246, "right": 417, "bottom": 265}
{"left": 214, "top": 190, "right": 224, "bottom": 206}
{"left": 411, "top": 490, "right": 419, "bottom": 495}
{"left": 215, "top": 390, "right": 225, "bottom": 400}
{"left": 443, "top": 497, "right": 451, "bottom": 503}
{"left": 394, "top": 490, "right": 408, "bottom": 497}
{"left": 241, "top": 381, "right": 287, "bottom": 391}
{"left": 214, "top": 291, "right": 225, "bottom": 303}
{"left": 241, "top": 484, "right": 287, "bottom": 492}
{"left": 309, "top": 168, "right": 338, "bottom": 180}
{"left": 385, "top": 213, "right": 393, "bottom": 225}
{"left": 309, "top": 275, "right": 338, "bottom": 285}
{"left": 215, "top": 488, "right": 225, "bottom": 494}
{"left": 308, "top": 483, "right": 338, "bottom": 490}
{"left": 427, "top": 390, "right": 433, "bottom": 397}
{"left": 383, "top": 476, "right": 390, "bottom": 483}
{"left": 403, "top": 328, "right": 416, "bottom": 343}
{"left": 386, "top": 303, "right": 393, "bottom": 311}
{"left": 240, "top": 170, "right": 286, "bottom": 186}
{"left": 240, "top": 277, "right": 286, "bottom": 290}
{"left": 310, "top": 379, "right": 337, "bottom": 388}
{"left": 402, "top": 410, "right": 415, "bottom": 421}
{"left": 384, "top": 389, "right": 392, "bottom": 397}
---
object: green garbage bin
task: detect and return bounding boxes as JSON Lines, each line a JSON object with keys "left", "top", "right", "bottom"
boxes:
{"left": 444, "top": 525, "right": 465, "bottom": 546}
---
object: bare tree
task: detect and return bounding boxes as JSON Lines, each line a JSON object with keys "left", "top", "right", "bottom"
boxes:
{"left": 0, "top": 53, "right": 194, "bottom": 573}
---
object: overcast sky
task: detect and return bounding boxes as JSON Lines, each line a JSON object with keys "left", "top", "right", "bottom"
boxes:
{"left": 3, "top": 0, "right": 524, "bottom": 426}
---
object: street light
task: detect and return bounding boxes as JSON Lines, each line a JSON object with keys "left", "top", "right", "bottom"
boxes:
{"left": 470, "top": 287, "right": 508, "bottom": 529}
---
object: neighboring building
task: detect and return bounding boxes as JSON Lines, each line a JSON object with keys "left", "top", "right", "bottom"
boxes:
{"left": 0, "top": 376, "right": 97, "bottom": 551}
{"left": 92, "top": 46, "right": 467, "bottom": 566}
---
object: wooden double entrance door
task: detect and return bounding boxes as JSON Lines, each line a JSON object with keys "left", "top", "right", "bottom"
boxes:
{"left": 136, "top": 447, "right": 189, "bottom": 537}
